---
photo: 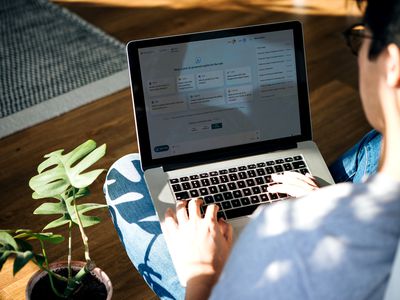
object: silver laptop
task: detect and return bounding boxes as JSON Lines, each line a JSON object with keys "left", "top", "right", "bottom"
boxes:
{"left": 126, "top": 21, "right": 334, "bottom": 239}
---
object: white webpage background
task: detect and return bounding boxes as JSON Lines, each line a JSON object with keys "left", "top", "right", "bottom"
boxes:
{"left": 138, "top": 29, "right": 301, "bottom": 159}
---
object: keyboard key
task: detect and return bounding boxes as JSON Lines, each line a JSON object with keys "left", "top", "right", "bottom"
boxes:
{"left": 260, "top": 194, "right": 269, "bottom": 202}
{"left": 252, "top": 186, "right": 261, "bottom": 194}
{"left": 240, "top": 197, "right": 251, "bottom": 206}
{"left": 229, "top": 173, "right": 238, "bottom": 181}
{"left": 238, "top": 166, "right": 247, "bottom": 171}
{"left": 247, "top": 170, "right": 256, "bottom": 178}
{"left": 229, "top": 167, "right": 238, "bottom": 173}
{"left": 200, "top": 173, "right": 209, "bottom": 178}
{"left": 275, "top": 159, "right": 284, "bottom": 164}
{"left": 218, "top": 184, "right": 228, "bottom": 192}
{"left": 190, "top": 190, "right": 200, "bottom": 198}
{"left": 231, "top": 199, "right": 241, "bottom": 207}
{"left": 274, "top": 165, "right": 284, "bottom": 172}
{"left": 233, "top": 190, "right": 242, "bottom": 198}
{"left": 180, "top": 176, "right": 189, "bottom": 182}
{"left": 170, "top": 178, "right": 179, "bottom": 184}
{"left": 246, "top": 179, "right": 256, "bottom": 187}
{"left": 261, "top": 185, "right": 269, "bottom": 192}
{"left": 175, "top": 191, "right": 190, "bottom": 200}
{"left": 217, "top": 211, "right": 226, "bottom": 220}
{"left": 201, "top": 179, "right": 211, "bottom": 186}
{"left": 220, "top": 175, "right": 229, "bottom": 183}
{"left": 214, "top": 194, "right": 224, "bottom": 202}
{"left": 222, "top": 201, "right": 232, "bottom": 210}
{"left": 219, "top": 169, "right": 228, "bottom": 175}
{"left": 192, "top": 180, "right": 201, "bottom": 188}
{"left": 209, "top": 186, "right": 218, "bottom": 194}
{"left": 255, "top": 177, "right": 264, "bottom": 185}
{"left": 225, "top": 204, "right": 259, "bottom": 219}
{"left": 257, "top": 162, "right": 266, "bottom": 167}
{"left": 294, "top": 155, "right": 302, "bottom": 161}
{"left": 293, "top": 161, "right": 306, "bottom": 169}
{"left": 265, "top": 167, "right": 274, "bottom": 174}
{"left": 238, "top": 172, "right": 248, "bottom": 179}
{"left": 266, "top": 161, "right": 275, "bottom": 166}
{"left": 278, "top": 193, "right": 288, "bottom": 198}
{"left": 248, "top": 164, "right": 256, "bottom": 169}
{"left": 237, "top": 181, "right": 246, "bottom": 188}
{"left": 251, "top": 195, "right": 260, "bottom": 203}
{"left": 228, "top": 182, "right": 237, "bottom": 190}
{"left": 210, "top": 177, "right": 220, "bottom": 185}
{"left": 243, "top": 188, "right": 252, "bottom": 196}
{"left": 204, "top": 196, "right": 214, "bottom": 204}
{"left": 256, "top": 168, "right": 266, "bottom": 176}
{"left": 209, "top": 171, "right": 218, "bottom": 176}
{"left": 223, "top": 192, "right": 233, "bottom": 200}
{"left": 182, "top": 182, "right": 191, "bottom": 190}
{"left": 284, "top": 157, "right": 294, "bottom": 162}
{"left": 269, "top": 193, "right": 278, "bottom": 200}
{"left": 172, "top": 184, "right": 182, "bottom": 192}
{"left": 199, "top": 188, "right": 209, "bottom": 196}
{"left": 300, "top": 168, "right": 309, "bottom": 175}
{"left": 264, "top": 175, "right": 272, "bottom": 183}
{"left": 190, "top": 175, "right": 199, "bottom": 180}
{"left": 283, "top": 163, "right": 293, "bottom": 171}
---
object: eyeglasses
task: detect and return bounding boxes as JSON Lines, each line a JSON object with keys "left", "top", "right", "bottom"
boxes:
{"left": 342, "top": 23, "right": 373, "bottom": 55}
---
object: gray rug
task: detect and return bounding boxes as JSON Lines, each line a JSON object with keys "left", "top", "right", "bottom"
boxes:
{"left": 0, "top": 0, "right": 129, "bottom": 138}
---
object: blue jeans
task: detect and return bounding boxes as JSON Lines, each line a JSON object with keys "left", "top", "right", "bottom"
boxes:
{"left": 103, "top": 130, "right": 382, "bottom": 300}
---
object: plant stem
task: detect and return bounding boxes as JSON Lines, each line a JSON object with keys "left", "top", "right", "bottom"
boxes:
{"left": 68, "top": 221, "right": 72, "bottom": 280}
{"left": 39, "top": 240, "right": 66, "bottom": 298}
{"left": 72, "top": 188, "right": 91, "bottom": 264}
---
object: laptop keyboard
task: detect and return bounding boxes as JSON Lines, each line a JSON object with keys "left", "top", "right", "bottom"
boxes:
{"left": 169, "top": 155, "right": 309, "bottom": 220}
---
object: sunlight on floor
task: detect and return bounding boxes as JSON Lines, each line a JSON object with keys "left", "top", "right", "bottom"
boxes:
{"left": 54, "top": 0, "right": 362, "bottom": 16}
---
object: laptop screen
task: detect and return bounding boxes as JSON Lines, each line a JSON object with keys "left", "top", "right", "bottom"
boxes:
{"left": 138, "top": 29, "right": 301, "bottom": 159}
{"left": 127, "top": 21, "right": 311, "bottom": 170}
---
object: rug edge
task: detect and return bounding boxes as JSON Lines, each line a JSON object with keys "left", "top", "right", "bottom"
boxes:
{"left": 0, "top": 69, "right": 130, "bottom": 139}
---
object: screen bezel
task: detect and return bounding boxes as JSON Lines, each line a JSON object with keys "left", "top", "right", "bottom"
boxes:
{"left": 127, "top": 21, "right": 312, "bottom": 171}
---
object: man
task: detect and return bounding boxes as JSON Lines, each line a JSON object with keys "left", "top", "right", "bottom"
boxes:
{"left": 161, "top": 0, "right": 400, "bottom": 299}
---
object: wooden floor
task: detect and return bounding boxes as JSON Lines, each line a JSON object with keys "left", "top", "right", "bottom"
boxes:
{"left": 0, "top": 1, "right": 371, "bottom": 299}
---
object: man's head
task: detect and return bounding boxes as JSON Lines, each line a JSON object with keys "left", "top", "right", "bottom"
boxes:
{"left": 355, "top": 0, "right": 400, "bottom": 132}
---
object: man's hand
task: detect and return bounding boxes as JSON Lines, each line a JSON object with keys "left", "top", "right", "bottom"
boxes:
{"left": 161, "top": 198, "right": 233, "bottom": 299}
{"left": 268, "top": 171, "right": 319, "bottom": 197}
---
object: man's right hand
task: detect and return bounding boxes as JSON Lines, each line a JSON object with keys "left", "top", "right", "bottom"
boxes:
{"left": 267, "top": 171, "right": 319, "bottom": 197}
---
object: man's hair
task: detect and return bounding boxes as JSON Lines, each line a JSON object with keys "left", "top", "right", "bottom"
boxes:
{"left": 358, "top": 0, "right": 400, "bottom": 59}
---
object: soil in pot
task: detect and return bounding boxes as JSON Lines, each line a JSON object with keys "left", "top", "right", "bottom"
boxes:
{"left": 30, "top": 268, "right": 107, "bottom": 300}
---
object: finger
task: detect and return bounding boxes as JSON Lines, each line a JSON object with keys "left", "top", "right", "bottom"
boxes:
{"left": 204, "top": 204, "right": 219, "bottom": 223}
{"left": 218, "top": 218, "right": 233, "bottom": 244}
{"left": 267, "top": 183, "right": 313, "bottom": 197}
{"left": 176, "top": 200, "right": 189, "bottom": 223}
{"left": 162, "top": 207, "right": 178, "bottom": 234}
{"left": 188, "top": 198, "right": 203, "bottom": 219}
{"left": 272, "top": 171, "right": 318, "bottom": 187}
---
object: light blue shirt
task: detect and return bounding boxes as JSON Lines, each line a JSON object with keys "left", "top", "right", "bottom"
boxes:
{"left": 210, "top": 174, "right": 400, "bottom": 300}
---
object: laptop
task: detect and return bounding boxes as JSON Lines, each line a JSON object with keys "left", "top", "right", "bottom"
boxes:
{"left": 126, "top": 21, "right": 334, "bottom": 239}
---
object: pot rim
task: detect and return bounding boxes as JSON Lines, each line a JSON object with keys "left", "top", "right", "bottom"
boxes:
{"left": 25, "top": 261, "right": 112, "bottom": 300}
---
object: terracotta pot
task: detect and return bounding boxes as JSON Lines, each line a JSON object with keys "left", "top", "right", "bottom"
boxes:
{"left": 26, "top": 261, "right": 112, "bottom": 299}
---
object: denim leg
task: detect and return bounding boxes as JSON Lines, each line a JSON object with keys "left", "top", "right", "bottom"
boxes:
{"left": 329, "top": 129, "right": 382, "bottom": 184}
{"left": 103, "top": 153, "right": 184, "bottom": 300}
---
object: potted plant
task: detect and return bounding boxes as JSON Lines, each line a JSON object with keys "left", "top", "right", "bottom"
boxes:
{"left": 0, "top": 140, "right": 112, "bottom": 299}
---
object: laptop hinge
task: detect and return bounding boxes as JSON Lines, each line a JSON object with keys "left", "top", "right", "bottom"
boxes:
{"left": 160, "top": 141, "right": 297, "bottom": 172}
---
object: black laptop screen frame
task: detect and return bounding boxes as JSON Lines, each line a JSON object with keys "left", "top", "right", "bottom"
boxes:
{"left": 127, "top": 21, "right": 312, "bottom": 171}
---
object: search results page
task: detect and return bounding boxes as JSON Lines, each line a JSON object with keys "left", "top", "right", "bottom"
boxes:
{"left": 138, "top": 29, "right": 301, "bottom": 159}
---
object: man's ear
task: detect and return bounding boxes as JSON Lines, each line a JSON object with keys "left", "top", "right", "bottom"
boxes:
{"left": 386, "top": 43, "right": 400, "bottom": 87}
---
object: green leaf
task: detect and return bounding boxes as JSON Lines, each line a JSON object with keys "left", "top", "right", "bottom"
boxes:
{"left": 13, "top": 251, "right": 34, "bottom": 275}
{"left": 14, "top": 231, "right": 64, "bottom": 244}
{"left": 70, "top": 169, "right": 105, "bottom": 189}
{"left": 16, "top": 239, "right": 33, "bottom": 252}
{"left": 0, "top": 232, "right": 18, "bottom": 250}
{"left": 33, "top": 202, "right": 65, "bottom": 215}
{"left": 34, "top": 254, "right": 45, "bottom": 267}
{"left": 76, "top": 203, "right": 108, "bottom": 214}
{"left": 79, "top": 215, "right": 102, "bottom": 228}
{"left": 43, "top": 217, "right": 70, "bottom": 230}
{"left": 0, "top": 250, "right": 12, "bottom": 271}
